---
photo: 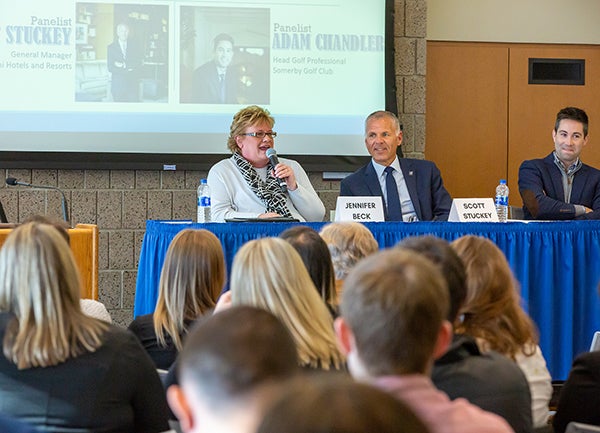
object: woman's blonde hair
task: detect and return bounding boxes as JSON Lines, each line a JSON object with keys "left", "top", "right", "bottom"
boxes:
{"left": 319, "top": 222, "right": 379, "bottom": 280}
{"left": 227, "top": 105, "right": 275, "bottom": 154}
{"left": 230, "top": 237, "right": 344, "bottom": 370}
{"left": 153, "top": 229, "right": 225, "bottom": 350}
{"left": 450, "top": 235, "right": 537, "bottom": 359}
{"left": 0, "top": 222, "right": 108, "bottom": 369}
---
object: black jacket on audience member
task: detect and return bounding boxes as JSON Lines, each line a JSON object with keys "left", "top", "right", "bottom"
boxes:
{"left": 128, "top": 313, "right": 191, "bottom": 370}
{"left": 553, "top": 351, "right": 600, "bottom": 433}
{"left": 0, "top": 313, "right": 170, "bottom": 433}
{"left": 432, "top": 334, "right": 534, "bottom": 433}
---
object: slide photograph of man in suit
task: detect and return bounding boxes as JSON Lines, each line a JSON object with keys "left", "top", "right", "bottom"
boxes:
{"left": 191, "top": 33, "right": 239, "bottom": 104}
{"left": 107, "top": 22, "right": 143, "bottom": 102}
{"left": 340, "top": 110, "right": 452, "bottom": 221}
{"left": 180, "top": 6, "right": 270, "bottom": 105}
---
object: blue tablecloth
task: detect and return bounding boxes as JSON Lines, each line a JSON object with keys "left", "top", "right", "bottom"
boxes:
{"left": 134, "top": 219, "right": 600, "bottom": 380}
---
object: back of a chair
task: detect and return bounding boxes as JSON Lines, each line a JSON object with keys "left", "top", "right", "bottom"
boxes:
{"left": 566, "top": 422, "right": 600, "bottom": 433}
{"left": 590, "top": 331, "right": 600, "bottom": 351}
{"left": 509, "top": 205, "right": 525, "bottom": 220}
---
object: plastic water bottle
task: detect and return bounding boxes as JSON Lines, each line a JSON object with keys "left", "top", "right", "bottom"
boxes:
{"left": 197, "top": 179, "right": 211, "bottom": 223}
{"left": 495, "top": 179, "right": 509, "bottom": 223}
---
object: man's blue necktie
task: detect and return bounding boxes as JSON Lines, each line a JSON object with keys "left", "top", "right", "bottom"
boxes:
{"left": 384, "top": 166, "right": 403, "bottom": 221}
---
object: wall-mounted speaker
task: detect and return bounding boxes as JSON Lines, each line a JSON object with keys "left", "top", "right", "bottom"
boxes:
{"left": 528, "top": 58, "right": 585, "bottom": 85}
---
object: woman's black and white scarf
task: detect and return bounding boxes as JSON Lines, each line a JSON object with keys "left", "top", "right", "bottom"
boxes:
{"left": 233, "top": 152, "right": 292, "bottom": 217}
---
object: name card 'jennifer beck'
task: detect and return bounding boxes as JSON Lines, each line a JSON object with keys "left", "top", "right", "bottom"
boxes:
{"left": 335, "top": 196, "right": 384, "bottom": 222}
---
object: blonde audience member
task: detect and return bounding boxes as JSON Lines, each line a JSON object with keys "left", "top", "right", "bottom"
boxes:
{"left": 319, "top": 222, "right": 379, "bottom": 298}
{"left": 0, "top": 222, "right": 169, "bottom": 432}
{"left": 229, "top": 237, "right": 344, "bottom": 370}
{"left": 129, "top": 229, "right": 225, "bottom": 369}
{"left": 451, "top": 235, "right": 552, "bottom": 428}
{"left": 23, "top": 216, "right": 114, "bottom": 325}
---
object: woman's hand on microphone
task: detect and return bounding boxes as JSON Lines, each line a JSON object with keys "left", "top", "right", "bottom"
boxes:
{"left": 273, "top": 163, "right": 298, "bottom": 191}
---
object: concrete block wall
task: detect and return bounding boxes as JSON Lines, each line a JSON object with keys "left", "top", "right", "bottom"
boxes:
{"left": 0, "top": 0, "right": 426, "bottom": 327}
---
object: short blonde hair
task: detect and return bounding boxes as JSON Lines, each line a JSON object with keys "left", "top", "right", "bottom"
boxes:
{"left": 227, "top": 105, "right": 275, "bottom": 153}
{"left": 0, "top": 222, "right": 108, "bottom": 369}
{"left": 319, "top": 222, "right": 379, "bottom": 280}
{"left": 230, "top": 237, "right": 344, "bottom": 370}
{"left": 154, "top": 229, "right": 225, "bottom": 350}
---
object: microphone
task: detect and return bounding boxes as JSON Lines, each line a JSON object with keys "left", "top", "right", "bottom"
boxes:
{"left": 6, "top": 177, "right": 70, "bottom": 226}
{"left": 265, "top": 148, "right": 287, "bottom": 193}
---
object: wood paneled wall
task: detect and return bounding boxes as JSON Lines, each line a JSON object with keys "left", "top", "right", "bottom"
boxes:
{"left": 426, "top": 41, "right": 600, "bottom": 205}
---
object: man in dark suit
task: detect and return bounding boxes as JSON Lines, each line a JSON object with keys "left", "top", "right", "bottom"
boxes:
{"left": 191, "top": 33, "right": 240, "bottom": 104}
{"left": 518, "top": 106, "right": 600, "bottom": 220}
{"left": 553, "top": 351, "right": 600, "bottom": 433}
{"left": 107, "top": 22, "right": 143, "bottom": 102}
{"left": 340, "top": 110, "right": 452, "bottom": 221}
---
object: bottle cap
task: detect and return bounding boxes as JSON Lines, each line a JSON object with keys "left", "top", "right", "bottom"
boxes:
{"left": 500, "top": 179, "right": 506, "bottom": 184}
{"left": 200, "top": 179, "right": 207, "bottom": 184}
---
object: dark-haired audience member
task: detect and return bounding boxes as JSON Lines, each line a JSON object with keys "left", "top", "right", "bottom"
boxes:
{"left": 257, "top": 374, "right": 431, "bottom": 433}
{"left": 167, "top": 306, "right": 299, "bottom": 433}
{"left": 398, "top": 235, "right": 533, "bottom": 433}
{"left": 335, "top": 248, "right": 513, "bottom": 433}
{"left": 553, "top": 351, "right": 600, "bottom": 433}
{"left": 451, "top": 235, "right": 552, "bottom": 428}
{"left": 128, "top": 229, "right": 225, "bottom": 369}
{"left": 280, "top": 225, "right": 338, "bottom": 313}
{"left": 319, "top": 221, "right": 379, "bottom": 299}
{"left": 229, "top": 237, "right": 345, "bottom": 371}
{"left": 0, "top": 222, "right": 169, "bottom": 432}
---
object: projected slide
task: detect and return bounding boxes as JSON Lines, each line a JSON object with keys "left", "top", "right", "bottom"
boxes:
{"left": 0, "top": 0, "right": 387, "bottom": 157}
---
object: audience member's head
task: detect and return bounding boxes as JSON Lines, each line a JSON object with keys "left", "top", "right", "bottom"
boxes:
{"left": 396, "top": 235, "right": 467, "bottom": 324}
{"left": 336, "top": 249, "right": 450, "bottom": 378}
{"left": 256, "top": 374, "right": 431, "bottom": 433}
{"left": 450, "top": 235, "right": 538, "bottom": 359}
{"left": 22, "top": 215, "right": 113, "bottom": 324}
{"left": 0, "top": 222, "right": 108, "bottom": 369}
{"left": 319, "top": 222, "right": 378, "bottom": 297}
{"left": 230, "top": 237, "right": 344, "bottom": 370}
{"left": 167, "top": 306, "right": 298, "bottom": 433}
{"left": 279, "top": 225, "right": 337, "bottom": 307}
{"left": 23, "top": 214, "right": 70, "bottom": 243}
{"left": 154, "top": 229, "right": 225, "bottom": 351}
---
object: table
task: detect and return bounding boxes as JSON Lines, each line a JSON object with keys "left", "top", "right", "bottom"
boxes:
{"left": 135, "top": 219, "right": 600, "bottom": 380}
